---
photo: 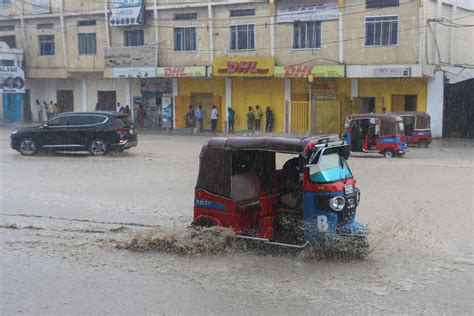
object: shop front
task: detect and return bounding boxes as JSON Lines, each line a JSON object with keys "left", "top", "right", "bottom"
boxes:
{"left": 346, "top": 64, "right": 427, "bottom": 114}
{"left": 1, "top": 63, "right": 25, "bottom": 123}
{"left": 275, "top": 65, "right": 347, "bottom": 135}
{"left": 213, "top": 56, "right": 284, "bottom": 133}
{"left": 140, "top": 77, "right": 173, "bottom": 129}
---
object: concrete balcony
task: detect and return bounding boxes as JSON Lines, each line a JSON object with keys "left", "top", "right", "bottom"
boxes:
{"left": 104, "top": 46, "right": 157, "bottom": 67}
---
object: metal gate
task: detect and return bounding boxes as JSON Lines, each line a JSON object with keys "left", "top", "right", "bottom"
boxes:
{"left": 290, "top": 101, "right": 310, "bottom": 134}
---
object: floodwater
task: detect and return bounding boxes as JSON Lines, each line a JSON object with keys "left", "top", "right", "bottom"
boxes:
{"left": 0, "top": 129, "right": 472, "bottom": 314}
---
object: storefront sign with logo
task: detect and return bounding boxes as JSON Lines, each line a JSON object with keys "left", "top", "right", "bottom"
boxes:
{"left": 311, "top": 79, "right": 337, "bottom": 94}
{"left": 111, "top": 67, "right": 156, "bottom": 78}
{"left": 0, "top": 65, "right": 25, "bottom": 94}
{"left": 213, "top": 57, "right": 274, "bottom": 77}
{"left": 156, "top": 66, "right": 207, "bottom": 77}
{"left": 31, "top": 0, "right": 51, "bottom": 14}
{"left": 109, "top": 0, "right": 144, "bottom": 26}
{"left": 140, "top": 78, "right": 172, "bottom": 94}
{"left": 277, "top": 0, "right": 338, "bottom": 23}
{"left": 374, "top": 67, "right": 411, "bottom": 78}
{"left": 275, "top": 65, "right": 345, "bottom": 78}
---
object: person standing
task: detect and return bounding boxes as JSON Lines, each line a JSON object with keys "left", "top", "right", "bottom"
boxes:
{"left": 247, "top": 106, "right": 255, "bottom": 132}
{"left": 265, "top": 106, "right": 274, "bottom": 133}
{"left": 137, "top": 104, "right": 146, "bottom": 128}
{"left": 95, "top": 103, "right": 101, "bottom": 111}
{"left": 43, "top": 101, "right": 50, "bottom": 119}
{"left": 194, "top": 105, "right": 202, "bottom": 133}
{"left": 115, "top": 102, "right": 121, "bottom": 112}
{"left": 125, "top": 105, "right": 131, "bottom": 116}
{"left": 48, "top": 102, "right": 56, "bottom": 118}
{"left": 255, "top": 105, "right": 263, "bottom": 132}
{"left": 211, "top": 105, "right": 218, "bottom": 133}
{"left": 227, "top": 107, "right": 235, "bottom": 133}
{"left": 185, "top": 105, "right": 194, "bottom": 128}
{"left": 35, "top": 99, "right": 43, "bottom": 122}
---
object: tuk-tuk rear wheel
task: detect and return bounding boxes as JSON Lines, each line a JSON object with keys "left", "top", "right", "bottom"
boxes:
{"left": 194, "top": 219, "right": 215, "bottom": 227}
{"left": 418, "top": 139, "right": 429, "bottom": 148}
{"left": 383, "top": 149, "right": 395, "bottom": 158}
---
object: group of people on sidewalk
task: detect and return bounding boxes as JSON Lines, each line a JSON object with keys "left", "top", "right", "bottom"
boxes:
{"left": 35, "top": 99, "right": 59, "bottom": 122}
{"left": 185, "top": 104, "right": 274, "bottom": 134}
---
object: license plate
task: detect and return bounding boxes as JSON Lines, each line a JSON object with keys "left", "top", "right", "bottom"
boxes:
{"left": 344, "top": 184, "right": 353, "bottom": 194}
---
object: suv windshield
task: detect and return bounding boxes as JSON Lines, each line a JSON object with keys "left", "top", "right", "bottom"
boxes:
{"left": 308, "top": 147, "right": 353, "bottom": 183}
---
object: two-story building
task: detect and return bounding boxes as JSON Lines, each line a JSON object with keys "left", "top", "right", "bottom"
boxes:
{"left": 0, "top": 0, "right": 472, "bottom": 136}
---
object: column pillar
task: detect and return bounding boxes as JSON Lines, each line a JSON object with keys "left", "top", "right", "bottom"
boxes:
{"left": 284, "top": 79, "right": 291, "bottom": 133}
{"left": 225, "top": 78, "right": 232, "bottom": 132}
{"left": 81, "top": 78, "right": 88, "bottom": 111}
{"left": 172, "top": 78, "right": 178, "bottom": 130}
{"left": 427, "top": 71, "right": 444, "bottom": 138}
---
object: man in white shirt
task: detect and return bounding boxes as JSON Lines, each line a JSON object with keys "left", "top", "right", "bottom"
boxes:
{"left": 116, "top": 102, "right": 121, "bottom": 112}
{"left": 211, "top": 105, "right": 218, "bottom": 133}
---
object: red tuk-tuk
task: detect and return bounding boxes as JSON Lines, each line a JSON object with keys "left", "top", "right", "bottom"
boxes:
{"left": 193, "top": 136, "right": 367, "bottom": 250}
{"left": 393, "top": 112, "right": 431, "bottom": 147}
{"left": 344, "top": 113, "right": 407, "bottom": 158}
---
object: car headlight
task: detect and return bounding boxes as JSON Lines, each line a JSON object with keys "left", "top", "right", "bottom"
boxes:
{"left": 356, "top": 191, "right": 361, "bottom": 204}
{"left": 329, "top": 196, "right": 345, "bottom": 211}
{"left": 11, "top": 130, "right": 18, "bottom": 134}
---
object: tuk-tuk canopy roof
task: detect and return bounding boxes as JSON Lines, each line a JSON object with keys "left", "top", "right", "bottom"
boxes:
{"left": 206, "top": 136, "right": 339, "bottom": 154}
{"left": 350, "top": 113, "right": 402, "bottom": 122}
{"left": 392, "top": 111, "right": 431, "bottom": 129}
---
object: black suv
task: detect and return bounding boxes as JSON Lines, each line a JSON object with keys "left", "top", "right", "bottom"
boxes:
{"left": 11, "top": 111, "right": 138, "bottom": 156}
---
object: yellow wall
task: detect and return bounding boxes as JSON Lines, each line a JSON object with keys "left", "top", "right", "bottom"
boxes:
{"left": 358, "top": 78, "right": 428, "bottom": 112}
{"left": 231, "top": 78, "right": 285, "bottom": 133}
{"left": 178, "top": 78, "right": 226, "bottom": 130}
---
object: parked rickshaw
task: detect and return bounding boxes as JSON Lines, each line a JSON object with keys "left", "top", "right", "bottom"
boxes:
{"left": 344, "top": 113, "right": 407, "bottom": 158}
{"left": 193, "top": 136, "right": 367, "bottom": 251}
{"left": 393, "top": 111, "right": 431, "bottom": 147}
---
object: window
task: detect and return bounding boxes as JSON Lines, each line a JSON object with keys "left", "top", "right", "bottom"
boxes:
{"left": 0, "top": 35, "right": 16, "bottom": 48}
{"left": 230, "top": 24, "right": 255, "bottom": 51}
{"left": 78, "top": 20, "right": 97, "bottom": 27}
{"left": 37, "top": 23, "right": 54, "bottom": 30}
{"left": 230, "top": 9, "right": 255, "bottom": 17}
{"left": 174, "top": 27, "right": 196, "bottom": 51}
{"left": 0, "top": 0, "right": 12, "bottom": 4}
{"left": 293, "top": 21, "right": 321, "bottom": 49}
{"left": 78, "top": 33, "right": 97, "bottom": 55}
{"left": 174, "top": 13, "right": 197, "bottom": 20}
{"left": 0, "top": 59, "right": 14, "bottom": 66}
{"left": 365, "top": 16, "right": 398, "bottom": 46}
{"left": 48, "top": 116, "right": 68, "bottom": 126}
{"left": 124, "top": 30, "right": 144, "bottom": 47}
{"left": 39, "top": 35, "right": 55, "bottom": 55}
{"left": 68, "top": 115, "right": 105, "bottom": 126}
{"left": 366, "top": 0, "right": 399, "bottom": 9}
{"left": 0, "top": 25, "right": 15, "bottom": 31}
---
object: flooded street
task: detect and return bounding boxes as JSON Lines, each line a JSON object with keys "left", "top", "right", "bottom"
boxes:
{"left": 1, "top": 129, "right": 473, "bottom": 314}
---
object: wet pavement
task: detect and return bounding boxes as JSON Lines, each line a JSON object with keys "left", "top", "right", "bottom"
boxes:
{"left": 1, "top": 128, "right": 473, "bottom": 314}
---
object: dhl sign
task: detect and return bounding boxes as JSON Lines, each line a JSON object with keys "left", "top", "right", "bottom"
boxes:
{"left": 213, "top": 57, "right": 275, "bottom": 77}
{"left": 156, "top": 66, "right": 207, "bottom": 77}
{"left": 275, "top": 65, "right": 345, "bottom": 78}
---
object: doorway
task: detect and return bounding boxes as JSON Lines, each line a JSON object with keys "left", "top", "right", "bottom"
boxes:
{"left": 391, "top": 95, "right": 417, "bottom": 112}
{"left": 56, "top": 90, "right": 74, "bottom": 113}
{"left": 98, "top": 91, "right": 116, "bottom": 111}
{"left": 360, "top": 97, "right": 375, "bottom": 113}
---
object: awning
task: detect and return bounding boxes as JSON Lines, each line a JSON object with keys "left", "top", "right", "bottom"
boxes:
{"left": 276, "top": 0, "right": 339, "bottom": 23}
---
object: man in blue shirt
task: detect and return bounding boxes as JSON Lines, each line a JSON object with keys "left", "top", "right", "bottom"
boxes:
{"left": 194, "top": 105, "right": 202, "bottom": 133}
{"left": 228, "top": 107, "right": 235, "bottom": 133}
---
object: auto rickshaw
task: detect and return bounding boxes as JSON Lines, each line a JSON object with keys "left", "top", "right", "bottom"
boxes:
{"left": 344, "top": 113, "right": 407, "bottom": 158}
{"left": 393, "top": 111, "right": 431, "bottom": 147}
{"left": 193, "top": 136, "right": 367, "bottom": 250}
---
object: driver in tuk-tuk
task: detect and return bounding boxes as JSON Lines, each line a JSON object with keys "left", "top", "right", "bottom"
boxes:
{"left": 279, "top": 156, "right": 304, "bottom": 211}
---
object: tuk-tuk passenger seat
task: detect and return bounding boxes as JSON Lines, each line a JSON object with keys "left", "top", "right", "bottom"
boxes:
{"left": 230, "top": 171, "right": 262, "bottom": 213}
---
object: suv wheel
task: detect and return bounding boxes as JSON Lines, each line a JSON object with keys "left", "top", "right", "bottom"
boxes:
{"left": 89, "top": 139, "right": 108, "bottom": 156}
{"left": 19, "top": 138, "right": 38, "bottom": 156}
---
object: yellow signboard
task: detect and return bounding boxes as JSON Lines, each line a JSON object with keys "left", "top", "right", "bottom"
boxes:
{"left": 213, "top": 57, "right": 275, "bottom": 77}
{"left": 274, "top": 65, "right": 345, "bottom": 78}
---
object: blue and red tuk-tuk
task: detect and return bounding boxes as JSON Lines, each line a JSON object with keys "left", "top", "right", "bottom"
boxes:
{"left": 193, "top": 136, "right": 367, "bottom": 250}
{"left": 344, "top": 113, "right": 407, "bottom": 158}
{"left": 393, "top": 111, "right": 431, "bottom": 147}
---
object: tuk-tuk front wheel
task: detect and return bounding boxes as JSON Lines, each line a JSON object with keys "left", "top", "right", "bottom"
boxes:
{"left": 383, "top": 149, "right": 395, "bottom": 158}
{"left": 418, "top": 139, "right": 429, "bottom": 148}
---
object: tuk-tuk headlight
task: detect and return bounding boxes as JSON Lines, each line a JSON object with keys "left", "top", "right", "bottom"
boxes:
{"left": 329, "top": 196, "right": 345, "bottom": 211}
{"left": 356, "top": 191, "right": 361, "bottom": 204}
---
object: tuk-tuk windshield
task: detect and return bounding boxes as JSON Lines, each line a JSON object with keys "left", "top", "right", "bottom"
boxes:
{"left": 308, "top": 147, "right": 353, "bottom": 183}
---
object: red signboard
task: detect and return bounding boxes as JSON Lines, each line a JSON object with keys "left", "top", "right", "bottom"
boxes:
{"left": 218, "top": 61, "right": 270, "bottom": 74}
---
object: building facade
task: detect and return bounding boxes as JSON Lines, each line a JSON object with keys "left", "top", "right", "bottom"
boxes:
{"left": 0, "top": 0, "right": 472, "bottom": 136}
